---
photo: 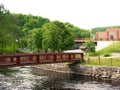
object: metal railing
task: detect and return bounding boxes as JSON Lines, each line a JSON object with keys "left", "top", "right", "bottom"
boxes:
{"left": 0, "top": 53, "right": 84, "bottom": 68}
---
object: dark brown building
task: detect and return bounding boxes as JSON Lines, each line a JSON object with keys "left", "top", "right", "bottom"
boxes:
{"left": 96, "top": 28, "right": 120, "bottom": 41}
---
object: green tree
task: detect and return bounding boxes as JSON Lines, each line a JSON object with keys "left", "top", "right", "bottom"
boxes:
{"left": 28, "top": 28, "right": 43, "bottom": 52}
{"left": 42, "top": 21, "right": 74, "bottom": 52}
{"left": 0, "top": 4, "right": 15, "bottom": 54}
{"left": 65, "top": 22, "right": 90, "bottom": 39}
{"left": 83, "top": 40, "right": 95, "bottom": 53}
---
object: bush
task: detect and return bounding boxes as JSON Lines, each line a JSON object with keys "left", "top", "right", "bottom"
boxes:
{"left": 103, "top": 53, "right": 111, "bottom": 57}
{"left": 89, "top": 52, "right": 98, "bottom": 56}
{"left": 83, "top": 40, "right": 95, "bottom": 53}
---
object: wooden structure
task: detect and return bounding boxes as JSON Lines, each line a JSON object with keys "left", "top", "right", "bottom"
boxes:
{"left": 0, "top": 53, "right": 84, "bottom": 68}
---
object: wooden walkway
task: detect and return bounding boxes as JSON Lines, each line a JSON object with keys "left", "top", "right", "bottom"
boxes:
{"left": 0, "top": 53, "right": 84, "bottom": 68}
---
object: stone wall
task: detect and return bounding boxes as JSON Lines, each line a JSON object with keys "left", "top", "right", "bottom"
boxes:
{"left": 32, "top": 63, "right": 120, "bottom": 82}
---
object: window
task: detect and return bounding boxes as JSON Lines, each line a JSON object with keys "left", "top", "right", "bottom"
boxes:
{"left": 110, "top": 34, "right": 114, "bottom": 40}
{"left": 99, "top": 36, "right": 103, "bottom": 40}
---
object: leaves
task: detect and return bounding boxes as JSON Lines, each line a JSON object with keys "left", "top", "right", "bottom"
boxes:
{"left": 42, "top": 21, "right": 74, "bottom": 52}
{"left": 0, "top": 4, "right": 91, "bottom": 54}
{"left": 83, "top": 40, "right": 95, "bottom": 53}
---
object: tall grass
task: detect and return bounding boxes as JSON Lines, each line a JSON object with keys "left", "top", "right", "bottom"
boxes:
{"left": 84, "top": 42, "right": 120, "bottom": 67}
{"left": 85, "top": 57, "right": 120, "bottom": 67}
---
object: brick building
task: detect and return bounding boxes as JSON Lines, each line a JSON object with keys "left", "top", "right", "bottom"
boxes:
{"left": 96, "top": 28, "right": 120, "bottom": 41}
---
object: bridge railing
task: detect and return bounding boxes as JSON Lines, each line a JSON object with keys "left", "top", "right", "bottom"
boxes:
{"left": 0, "top": 53, "right": 84, "bottom": 67}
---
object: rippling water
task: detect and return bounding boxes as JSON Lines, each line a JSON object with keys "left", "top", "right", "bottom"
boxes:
{"left": 0, "top": 66, "right": 120, "bottom": 90}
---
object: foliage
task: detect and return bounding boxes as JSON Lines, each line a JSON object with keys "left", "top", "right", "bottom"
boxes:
{"left": 16, "top": 14, "right": 50, "bottom": 49}
{"left": 0, "top": 4, "right": 91, "bottom": 54}
{"left": 0, "top": 4, "right": 50, "bottom": 54}
{"left": 0, "top": 4, "right": 15, "bottom": 54}
{"left": 98, "top": 42, "right": 120, "bottom": 55}
{"left": 28, "top": 28, "right": 43, "bottom": 52}
{"left": 65, "top": 22, "right": 90, "bottom": 39}
{"left": 103, "top": 53, "right": 111, "bottom": 57}
{"left": 83, "top": 40, "right": 95, "bottom": 53}
{"left": 42, "top": 21, "right": 74, "bottom": 52}
{"left": 89, "top": 52, "right": 98, "bottom": 56}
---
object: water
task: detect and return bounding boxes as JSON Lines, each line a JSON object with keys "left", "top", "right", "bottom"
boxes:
{"left": 0, "top": 66, "right": 120, "bottom": 90}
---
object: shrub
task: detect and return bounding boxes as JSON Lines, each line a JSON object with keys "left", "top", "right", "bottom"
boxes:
{"left": 89, "top": 52, "right": 98, "bottom": 56}
{"left": 103, "top": 53, "right": 111, "bottom": 57}
{"left": 83, "top": 40, "right": 95, "bottom": 53}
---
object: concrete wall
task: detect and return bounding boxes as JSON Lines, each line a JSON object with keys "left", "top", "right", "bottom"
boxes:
{"left": 32, "top": 63, "right": 120, "bottom": 82}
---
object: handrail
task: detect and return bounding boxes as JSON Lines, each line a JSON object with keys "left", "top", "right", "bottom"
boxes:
{"left": 0, "top": 52, "right": 84, "bottom": 68}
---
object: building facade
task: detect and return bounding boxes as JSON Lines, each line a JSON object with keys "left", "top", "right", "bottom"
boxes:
{"left": 96, "top": 28, "right": 120, "bottom": 41}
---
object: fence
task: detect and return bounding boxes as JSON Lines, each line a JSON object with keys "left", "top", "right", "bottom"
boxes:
{"left": 0, "top": 53, "right": 84, "bottom": 68}
{"left": 86, "top": 57, "right": 120, "bottom": 66}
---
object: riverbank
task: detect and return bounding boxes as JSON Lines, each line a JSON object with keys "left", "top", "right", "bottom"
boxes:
{"left": 32, "top": 63, "right": 120, "bottom": 82}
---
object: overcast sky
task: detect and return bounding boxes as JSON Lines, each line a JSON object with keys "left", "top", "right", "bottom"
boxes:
{"left": 0, "top": 0, "right": 120, "bottom": 29}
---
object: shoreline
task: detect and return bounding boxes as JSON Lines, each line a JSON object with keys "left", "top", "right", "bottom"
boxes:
{"left": 32, "top": 63, "right": 120, "bottom": 82}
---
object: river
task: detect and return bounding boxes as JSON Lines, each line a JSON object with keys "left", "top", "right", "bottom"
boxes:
{"left": 0, "top": 66, "right": 120, "bottom": 90}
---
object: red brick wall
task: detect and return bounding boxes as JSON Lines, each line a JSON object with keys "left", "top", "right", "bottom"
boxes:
{"left": 96, "top": 28, "right": 120, "bottom": 41}
{"left": 96, "top": 32, "right": 108, "bottom": 41}
{"left": 118, "top": 30, "right": 120, "bottom": 40}
{"left": 106, "top": 28, "right": 120, "bottom": 40}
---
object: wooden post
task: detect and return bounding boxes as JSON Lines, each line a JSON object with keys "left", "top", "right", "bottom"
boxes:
{"left": 73, "top": 54, "right": 75, "bottom": 60}
{"left": 54, "top": 54, "right": 56, "bottom": 62}
{"left": 69, "top": 54, "right": 71, "bottom": 61}
{"left": 16, "top": 57, "right": 20, "bottom": 65}
{"left": 110, "top": 58, "right": 112, "bottom": 66}
{"left": 10, "top": 57, "right": 14, "bottom": 63}
{"left": 46, "top": 54, "right": 49, "bottom": 60}
{"left": 36, "top": 55, "right": 39, "bottom": 63}
{"left": 88, "top": 57, "right": 90, "bottom": 64}
{"left": 81, "top": 53, "right": 84, "bottom": 62}
{"left": 30, "top": 56, "right": 33, "bottom": 61}
{"left": 60, "top": 54, "right": 62, "bottom": 60}
{"left": 98, "top": 51, "right": 100, "bottom": 65}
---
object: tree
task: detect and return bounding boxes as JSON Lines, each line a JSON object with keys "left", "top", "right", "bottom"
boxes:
{"left": 83, "top": 40, "right": 95, "bottom": 53}
{"left": 0, "top": 4, "right": 15, "bottom": 54}
{"left": 65, "top": 22, "right": 90, "bottom": 39}
{"left": 28, "top": 28, "right": 43, "bottom": 52}
{"left": 42, "top": 21, "right": 74, "bottom": 52}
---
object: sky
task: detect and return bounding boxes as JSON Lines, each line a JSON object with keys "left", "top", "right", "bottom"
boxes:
{"left": 0, "top": 0, "right": 120, "bottom": 29}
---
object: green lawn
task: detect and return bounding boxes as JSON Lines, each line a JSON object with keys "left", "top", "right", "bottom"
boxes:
{"left": 84, "top": 56, "right": 120, "bottom": 67}
{"left": 98, "top": 41, "right": 120, "bottom": 55}
{"left": 83, "top": 41, "right": 120, "bottom": 67}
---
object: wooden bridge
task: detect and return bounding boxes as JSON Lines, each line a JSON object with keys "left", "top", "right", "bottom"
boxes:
{"left": 0, "top": 53, "right": 84, "bottom": 68}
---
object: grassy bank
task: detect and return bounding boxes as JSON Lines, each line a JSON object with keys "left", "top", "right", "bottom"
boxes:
{"left": 98, "top": 41, "right": 120, "bottom": 55}
{"left": 84, "top": 56, "right": 120, "bottom": 67}
{"left": 84, "top": 41, "right": 120, "bottom": 67}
